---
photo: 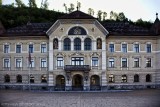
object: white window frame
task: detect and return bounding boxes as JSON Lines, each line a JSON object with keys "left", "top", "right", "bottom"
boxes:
{"left": 121, "top": 42, "right": 127, "bottom": 53}
{"left": 29, "top": 59, "right": 35, "bottom": 68}
{"left": 146, "top": 42, "right": 152, "bottom": 53}
{"left": 15, "top": 43, "right": 22, "bottom": 53}
{"left": 108, "top": 58, "right": 115, "bottom": 68}
{"left": 91, "top": 57, "right": 99, "bottom": 67}
{"left": 109, "top": 43, "right": 115, "bottom": 53}
{"left": 40, "top": 58, "right": 47, "bottom": 68}
{"left": 3, "top": 58, "right": 10, "bottom": 68}
{"left": 133, "top": 43, "right": 140, "bottom": 53}
{"left": 3, "top": 43, "right": 10, "bottom": 53}
{"left": 134, "top": 58, "right": 140, "bottom": 67}
{"left": 121, "top": 58, "right": 128, "bottom": 68}
{"left": 41, "top": 43, "right": 47, "bottom": 53}
{"left": 15, "top": 58, "right": 22, "bottom": 68}
{"left": 57, "top": 57, "right": 64, "bottom": 67}
{"left": 28, "top": 43, "right": 34, "bottom": 53}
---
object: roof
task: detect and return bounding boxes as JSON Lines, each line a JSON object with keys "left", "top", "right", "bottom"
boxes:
{"left": 2, "top": 22, "right": 52, "bottom": 36}
{"left": 102, "top": 21, "right": 152, "bottom": 36}
{"left": 59, "top": 10, "right": 96, "bottom": 19}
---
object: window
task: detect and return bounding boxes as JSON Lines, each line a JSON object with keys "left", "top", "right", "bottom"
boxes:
{"left": 16, "top": 59, "right": 22, "bottom": 68}
{"left": 92, "top": 57, "right": 98, "bottom": 67}
{"left": 134, "top": 44, "right": 139, "bottom": 53}
{"left": 57, "top": 57, "right": 63, "bottom": 67}
{"left": 71, "top": 57, "right": 84, "bottom": 65}
{"left": 134, "top": 74, "right": 139, "bottom": 82}
{"left": 109, "top": 74, "right": 115, "bottom": 83}
{"left": 29, "top": 59, "right": 34, "bottom": 68}
{"left": 41, "top": 74, "right": 47, "bottom": 83}
{"left": 41, "top": 58, "right": 47, "bottom": 68}
{"left": 146, "top": 58, "right": 151, "bottom": 67}
{"left": 41, "top": 44, "right": 47, "bottom": 53}
{"left": 122, "top": 44, "right": 127, "bottom": 53}
{"left": 30, "top": 75, "right": 34, "bottom": 83}
{"left": 109, "top": 44, "right": 114, "bottom": 52}
{"left": 134, "top": 58, "right": 139, "bottom": 67}
{"left": 29, "top": 44, "right": 33, "bottom": 53}
{"left": 122, "top": 58, "right": 127, "bottom": 68}
{"left": 4, "top": 45, "right": 9, "bottom": 53}
{"left": 109, "top": 58, "right": 114, "bottom": 68}
{"left": 4, "top": 74, "right": 10, "bottom": 83}
{"left": 146, "top": 44, "right": 151, "bottom": 53}
{"left": 16, "top": 44, "right": 21, "bottom": 53}
{"left": 84, "top": 38, "right": 92, "bottom": 50}
{"left": 64, "top": 38, "right": 71, "bottom": 51}
{"left": 3, "top": 59, "right": 10, "bottom": 68}
{"left": 122, "top": 75, "right": 127, "bottom": 82}
{"left": 74, "top": 38, "right": 81, "bottom": 50}
{"left": 146, "top": 74, "right": 151, "bottom": 82}
{"left": 17, "top": 75, "right": 22, "bottom": 83}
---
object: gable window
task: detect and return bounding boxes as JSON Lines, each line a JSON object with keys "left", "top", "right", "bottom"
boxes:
{"left": 84, "top": 38, "right": 92, "bottom": 50}
{"left": 4, "top": 44, "right": 9, "bottom": 53}
{"left": 122, "top": 58, "right": 127, "bottom": 68}
{"left": 122, "top": 75, "right": 127, "bottom": 83}
{"left": 134, "top": 44, "right": 139, "bottom": 53}
{"left": 109, "top": 44, "right": 114, "bottom": 52}
{"left": 109, "top": 58, "right": 114, "bottom": 68}
{"left": 15, "top": 58, "right": 22, "bottom": 68}
{"left": 146, "top": 58, "right": 151, "bottom": 67}
{"left": 16, "top": 44, "right": 21, "bottom": 53}
{"left": 41, "top": 44, "right": 47, "bottom": 53}
{"left": 146, "top": 44, "right": 151, "bottom": 53}
{"left": 74, "top": 38, "right": 81, "bottom": 50}
{"left": 134, "top": 58, "right": 139, "bottom": 67}
{"left": 92, "top": 57, "right": 98, "bottom": 67}
{"left": 3, "top": 58, "right": 10, "bottom": 68}
{"left": 64, "top": 38, "right": 71, "bottom": 51}
{"left": 57, "top": 57, "right": 64, "bottom": 67}
{"left": 122, "top": 44, "right": 127, "bottom": 53}
{"left": 29, "top": 44, "right": 33, "bottom": 53}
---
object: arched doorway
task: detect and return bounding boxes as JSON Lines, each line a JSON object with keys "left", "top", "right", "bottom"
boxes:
{"left": 90, "top": 75, "right": 100, "bottom": 90}
{"left": 72, "top": 74, "right": 83, "bottom": 91}
{"left": 55, "top": 75, "right": 65, "bottom": 91}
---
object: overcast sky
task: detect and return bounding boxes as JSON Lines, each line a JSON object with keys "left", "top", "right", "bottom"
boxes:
{"left": 3, "top": 0, "right": 160, "bottom": 22}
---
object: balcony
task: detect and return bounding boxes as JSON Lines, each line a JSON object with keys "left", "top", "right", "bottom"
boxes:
{"left": 64, "top": 65, "right": 91, "bottom": 71}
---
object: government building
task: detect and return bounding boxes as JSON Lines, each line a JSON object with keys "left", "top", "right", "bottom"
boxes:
{"left": 0, "top": 10, "right": 160, "bottom": 91}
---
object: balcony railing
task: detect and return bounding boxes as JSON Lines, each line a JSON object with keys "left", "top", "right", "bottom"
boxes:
{"left": 64, "top": 65, "right": 91, "bottom": 71}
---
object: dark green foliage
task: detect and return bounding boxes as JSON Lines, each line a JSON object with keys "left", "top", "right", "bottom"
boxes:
{"left": 0, "top": 5, "right": 64, "bottom": 29}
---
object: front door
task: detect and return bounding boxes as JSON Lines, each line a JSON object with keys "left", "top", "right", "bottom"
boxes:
{"left": 72, "top": 74, "right": 83, "bottom": 91}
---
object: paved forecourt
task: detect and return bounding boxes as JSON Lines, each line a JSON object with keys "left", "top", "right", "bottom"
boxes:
{"left": 0, "top": 89, "right": 160, "bottom": 107}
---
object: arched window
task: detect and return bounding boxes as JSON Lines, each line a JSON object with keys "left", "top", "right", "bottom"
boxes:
{"left": 84, "top": 38, "right": 92, "bottom": 50}
{"left": 30, "top": 75, "right": 34, "bottom": 83}
{"left": 41, "top": 74, "right": 47, "bottom": 83}
{"left": 56, "top": 75, "right": 65, "bottom": 86}
{"left": 53, "top": 38, "right": 58, "bottom": 49}
{"left": 64, "top": 38, "right": 71, "bottom": 50}
{"left": 90, "top": 75, "right": 100, "bottom": 86}
{"left": 122, "top": 75, "right": 127, "bottom": 83}
{"left": 146, "top": 74, "right": 151, "bottom": 82}
{"left": 17, "top": 75, "right": 22, "bottom": 83}
{"left": 74, "top": 38, "right": 81, "bottom": 50}
{"left": 4, "top": 74, "right": 10, "bottom": 83}
{"left": 97, "top": 38, "right": 102, "bottom": 49}
{"left": 134, "top": 74, "right": 139, "bottom": 82}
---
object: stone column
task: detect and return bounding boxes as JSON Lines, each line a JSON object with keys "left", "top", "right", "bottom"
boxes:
{"left": 81, "top": 41, "right": 84, "bottom": 51}
{"left": 49, "top": 41, "right": 53, "bottom": 71}
{"left": 58, "top": 40, "right": 62, "bottom": 51}
{"left": 71, "top": 41, "right": 74, "bottom": 51}
{"left": 93, "top": 40, "right": 96, "bottom": 50}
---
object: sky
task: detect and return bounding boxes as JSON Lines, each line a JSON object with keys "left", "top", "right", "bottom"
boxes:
{"left": 2, "top": 0, "right": 160, "bottom": 22}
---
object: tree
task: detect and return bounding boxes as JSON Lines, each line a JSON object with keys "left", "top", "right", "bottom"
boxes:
{"left": 68, "top": 3, "right": 74, "bottom": 13}
{"left": 110, "top": 11, "right": 114, "bottom": 19}
{"left": 97, "top": 10, "right": 102, "bottom": 21}
{"left": 43, "top": 0, "right": 49, "bottom": 10}
{"left": 28, "top": 0, "right": 37, "bottom": 8}
{"left": 117, "top": 12, "right": 126, "bottom": 21}
{"left": 15, "top": 0, "right": 26, "bottom": 7}
{"left": 0, "top": 0, "right": 2, "bottom": 6}
{"left": 103, "top": 12, "right": 107, "bottom": 21}
{"left": 63, "top": 3, "right": 67, "bottom": 13}
{"left": 88, "top": 8, "right": 94, "bottom": 16}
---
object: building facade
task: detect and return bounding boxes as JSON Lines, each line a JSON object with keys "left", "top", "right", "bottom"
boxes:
{"left": 0, "top": 11, "right": 160, "bottom": 91}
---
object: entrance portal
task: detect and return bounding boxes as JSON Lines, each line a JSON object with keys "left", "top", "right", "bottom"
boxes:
{"left": 72, "top": 74, "right": 83, "bottom": 91}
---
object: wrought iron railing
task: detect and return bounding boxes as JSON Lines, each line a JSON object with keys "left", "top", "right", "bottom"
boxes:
{"left": 64, "top": 65, "right": 91, "bottom": 71}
